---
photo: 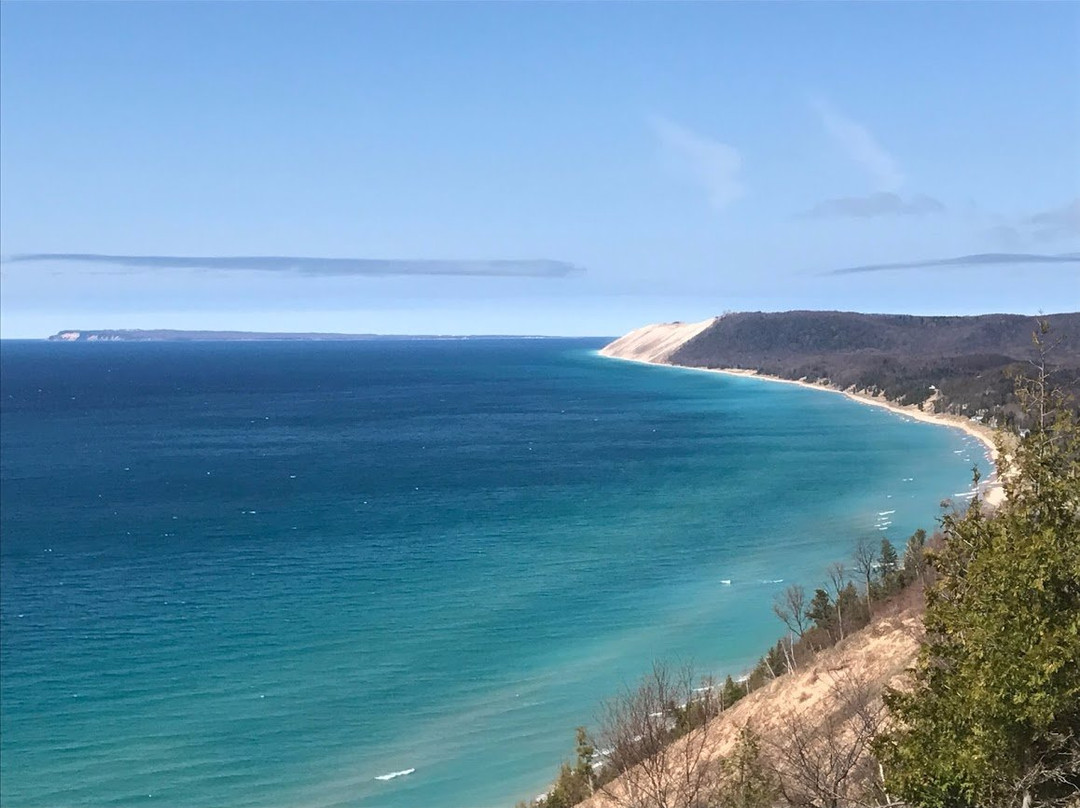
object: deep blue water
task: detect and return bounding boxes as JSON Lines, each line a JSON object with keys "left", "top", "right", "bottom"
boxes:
{"left": 0, "top": 339, "right": 990, "bottom": 808}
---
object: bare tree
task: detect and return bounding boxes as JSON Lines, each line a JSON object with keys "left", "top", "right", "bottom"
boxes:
{"left": 826, "top": 563, "right": 848, "bottom": 640}
{"left": 773, "top": 585, "right": 809, "bottom": 638}
{"left": 594, "top": 662, "right": 723, "bottom": 808}
{"left": 852, "top": 539, "right": 877, "bottom": 616}
{"left": 769, "top": 672, "right": 887, "bottom": 808}
{"left": 773, "top": 585, "right": 810, "bottom": 673}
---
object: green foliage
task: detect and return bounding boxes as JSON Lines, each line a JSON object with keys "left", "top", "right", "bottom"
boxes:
{"left": 875, "top": 360, "right": 1080, "bottom": 806}
{"left": 721, "top": 674, "right": 747, "bottom": 710}
{"left": 668, "top": 311, "right": 1080, "bottom": 425}
{"left": 838, "top": 582, "right": 867, "bottom": 632}
{"left": 806, "top": 588, "right": 834, "bottom": 632}
{"left": 536, "top": 727, "right": 594, "bottom": 808}
{"left": 879, "top": 538, "right": 899, "bottom": 577}
{"left": 902, "top": 528, "right": 928, "bottom": 585}
{"left": 716, "top": 727, "right": 778, "bottom": 808}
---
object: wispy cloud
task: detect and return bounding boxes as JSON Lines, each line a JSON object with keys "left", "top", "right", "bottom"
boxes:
{"left": 983, "top": 199, "right": 1080, "bottom": 248}
{"left": 801, "top": 192, "right": 945, "bottom": 219}
{"left": 810, "top": 97, "right": 904, "bottom": 192}
{"left": 1, "top": 254, "right": 585, "bottom": 278}
{"left": 651, "top": 117, "right": 743, "bottom": 211}
{"left": 1026, "top": 198, "right": 1080, "bottom": 242}
{"left": 823, "top": 252, "right": 1080, "bottom": 276}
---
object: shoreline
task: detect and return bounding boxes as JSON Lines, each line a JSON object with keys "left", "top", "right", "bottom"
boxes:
{"left": 598, "top": 351, "right": 1005, "bottom": 508}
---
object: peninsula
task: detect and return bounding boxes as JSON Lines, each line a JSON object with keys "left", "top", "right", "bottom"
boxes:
{"left": 601, "top": 311, "right": 1080, "bottom": 433}
{"left": 45, "top": 329, "right": 541, "bottom": 342}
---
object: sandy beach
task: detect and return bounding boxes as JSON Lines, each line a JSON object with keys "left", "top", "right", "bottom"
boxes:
{"left": 599, "top": 351, "right": 1006, "bottom": 508}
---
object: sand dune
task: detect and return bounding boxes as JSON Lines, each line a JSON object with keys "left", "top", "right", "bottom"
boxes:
{"left": 599, "top": 318, "right": 716, "bottom": 363}
{"left": 600, "top": 319, "right": 1005, "bottom": 507}
{"left": 582, "top": 606, "right": 923, "bottom": 807}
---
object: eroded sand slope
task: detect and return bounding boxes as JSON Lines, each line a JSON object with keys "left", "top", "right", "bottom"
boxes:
{"left": 582, "top": 607, "right": 922, "bottom": 807}
{"left": 599, "top": 319, "right": 717, "bottom": 363}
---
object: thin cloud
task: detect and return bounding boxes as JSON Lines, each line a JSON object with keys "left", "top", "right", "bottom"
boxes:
{"left": 810, "top": 97, "right": 904, "bottom": 192}
{"left": 1026, "top": 198, "right": 1080, "bottom": 242}
{"left": 824, "top": 252, "right": 1080, "bottom": 276}
{"left": 801, "top": 192, "right": 945, "bottom": 219}
{"left": 651, "top": 117, "right": 743, "bottom": 211}
{"left": 2, "top": 254, "right": 586, "bottom": 278}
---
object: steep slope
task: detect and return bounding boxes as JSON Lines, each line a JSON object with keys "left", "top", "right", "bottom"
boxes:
{"left": 603, "top": 311, "right": 1080, "bottom": 424}
{"left": 581, "top": 605, "right": 923, "bottom": 807}
{"left": 598, "top": 319, "right": 716, "bottom": 363}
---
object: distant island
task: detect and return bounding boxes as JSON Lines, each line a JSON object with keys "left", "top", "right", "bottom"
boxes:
{"left": 602, "top": 310, "right": 1080, "bottom": 429}
{"left": 46, "top": 329, "right": 547, "bottom": 342}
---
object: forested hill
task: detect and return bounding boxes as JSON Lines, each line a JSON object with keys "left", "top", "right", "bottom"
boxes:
{"left": 668, "top": 311, "right": 1080, "bottom": 426}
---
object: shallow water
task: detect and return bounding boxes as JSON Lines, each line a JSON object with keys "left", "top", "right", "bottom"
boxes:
{"left": 0, "top": 339, "right": 990, "bottom": 807}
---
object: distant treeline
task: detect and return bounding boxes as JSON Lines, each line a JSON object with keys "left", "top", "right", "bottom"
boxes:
{"left": 44, "top": 329, "right": 533, "bottom": 341}
{"left": 669, "top": 311, "right": 1080, "bottom": 427}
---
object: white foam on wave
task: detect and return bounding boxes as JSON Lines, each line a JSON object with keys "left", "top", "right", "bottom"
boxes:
{"left": 877, "top": 510, "right": 896, "bottom": 516}
{"left": 720, "top": 579, "right": 732, "bottom": 585}
{"left": 374, "top": 768, "right": 415, "bottom": 781}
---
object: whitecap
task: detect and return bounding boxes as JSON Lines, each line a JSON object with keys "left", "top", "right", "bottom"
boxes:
{"left": 375, "top": 768, "right": 415, "bottom": 782}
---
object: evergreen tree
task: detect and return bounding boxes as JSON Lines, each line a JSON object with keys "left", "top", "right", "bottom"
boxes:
{"left": 717, "top": 727, "right": 777, "bottom": 808}
{"left": 875, "top": 340, "right": 1080, "bottom": 807}
{"left": 879, "top": 538, "right": 900, "bottom": 594}
{"left": 721, "top": 675, "right": 745, "bottom": 710}
{"left": 572, "top": 726, "right": 594, "bottom": 795}
{"left": 806, "top": 588, "right": 833, "bottom": 632}
{"left": 902, "top": 528, "right": 928, "bottom": 584}
{"left": 879, "top": 538, "right": 899, "bottom": 576}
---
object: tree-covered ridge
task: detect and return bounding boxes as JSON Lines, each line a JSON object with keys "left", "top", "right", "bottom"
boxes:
{"left": 669, "top": 312, "right": 1080, "bottom": 424}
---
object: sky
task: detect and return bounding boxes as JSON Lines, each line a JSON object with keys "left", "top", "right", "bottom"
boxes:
{"left": 1, "top": 1, "right": 1078, "bottom": 338}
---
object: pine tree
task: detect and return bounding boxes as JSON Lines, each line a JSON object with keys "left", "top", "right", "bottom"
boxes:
{"left": 902, "top": 528, "right": 928, "bottom": 584}
{"left": 806, "top": 588, "right": 833, "bottom": 632}
{"left": 717, "top": 727, "right": 777, "bottom": 808}
{"left": 875, "top": 330, "right": 1080, "bottom": 807}
{"left": 879, "top": 538, "right": 900, "bottom": 594}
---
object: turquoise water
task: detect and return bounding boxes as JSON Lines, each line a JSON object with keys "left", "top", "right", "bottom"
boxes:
{"left": 0, "top": 340, "right": 990, "bottom": 808}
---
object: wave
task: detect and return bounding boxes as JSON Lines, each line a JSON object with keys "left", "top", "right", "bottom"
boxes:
{"left": 877, "top": 510, "right": 896, "bottom": 516}
{"left": 374, "top": 768, "right": 415, "bottom": 782}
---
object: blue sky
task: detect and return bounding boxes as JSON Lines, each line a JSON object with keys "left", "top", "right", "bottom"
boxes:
{"left": 1, "top": 1, "right": 1077, "bottom": 337}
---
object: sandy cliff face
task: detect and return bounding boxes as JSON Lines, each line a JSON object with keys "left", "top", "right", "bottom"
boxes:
{"left": 581, "top": 607, "right": 921, "bottom": 807}
{"left": 599, "top": 319, "right": 716, "bottom": 364}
